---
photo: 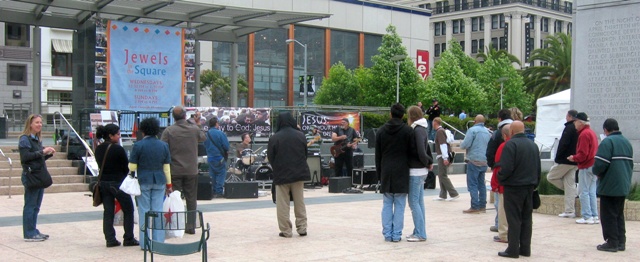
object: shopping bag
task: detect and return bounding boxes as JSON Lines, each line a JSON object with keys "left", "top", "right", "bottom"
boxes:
{"left": 119, "top": 172, "right": 141, "bottom": 196}
{"left": 132, "top": 195, "right": 139, "bottom": 225}
{"left": 163, "top": 190, "right": 186, "bottom": 239}
{"left": 114, "top": 200, "right": 123, "bottom": 226}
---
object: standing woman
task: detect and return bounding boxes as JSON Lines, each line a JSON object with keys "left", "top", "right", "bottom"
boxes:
{"left": 128, "top": 118, "right": 172, "bottom": 249}
{"left": 94, "top": 124, "right": 138, "bottom": 247}
{"left": 406, "top": 106, "right": 433, "bottom": 242}
{"left": 19, "top": 114, "right": 56, "bottom": 242}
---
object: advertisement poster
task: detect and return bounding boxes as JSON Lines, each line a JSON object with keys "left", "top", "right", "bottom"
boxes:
{"left": 107, "top": 20, "right": 183, "bottom": 110}
{"left": 186, "top": 107, "right": 271, "bottom": 137}
{"left": 299, "top": 111, "right": 360, "bottom": 138}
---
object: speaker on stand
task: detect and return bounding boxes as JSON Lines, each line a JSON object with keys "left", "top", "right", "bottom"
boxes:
{"left": 305, "top": 155, "right": 322, "bottom": 188}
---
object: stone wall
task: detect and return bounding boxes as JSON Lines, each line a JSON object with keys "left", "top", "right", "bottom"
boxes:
{"left": 536, "top": 195, "right": 640, "bottom": 221}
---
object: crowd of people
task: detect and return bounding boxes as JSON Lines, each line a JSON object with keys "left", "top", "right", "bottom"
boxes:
{"left": 17, "top": 102, "right": 634, "bottom": 256}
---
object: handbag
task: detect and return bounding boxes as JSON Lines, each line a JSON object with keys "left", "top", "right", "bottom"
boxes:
{"left": 93, "top": 143, "right": 112, "bottom": 207}
{"left": 119, "top": 171, "right": 141, "bottom": 196}
{"left": 23, "top": 167, "right": 53, "bottom": 189}
{"left": 532, "top": 189, "right": 541, "bottom": 209}
{"left": 448, "top": 151, "right": 456, "bottom": 164}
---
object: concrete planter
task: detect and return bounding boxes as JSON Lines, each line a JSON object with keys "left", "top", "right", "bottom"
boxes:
{"left": 536, "top": 195, "right": 640, "bottom": 221}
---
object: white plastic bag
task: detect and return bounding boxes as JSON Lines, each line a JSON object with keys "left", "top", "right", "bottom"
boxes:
{"left": 119, "top": 172, "right": 141, "bottom": 196}
{"left": 132, "top": 195, "right": 139, "bottom": 225}
{"left": 114, "top": 197, "right": 139, "bottom": 225}
{"left": 163, "top": 190, "right": 186, "bottom": 239}
{"left": 445, "top": 129, "right": 455, "bottom": 144}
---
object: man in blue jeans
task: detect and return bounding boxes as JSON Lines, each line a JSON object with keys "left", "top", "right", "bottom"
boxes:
{"left": 460, "top": 115, "right": 491, "bottom": 214}
{"left": 204, "top": 117, "right": 230, "bottom": 198}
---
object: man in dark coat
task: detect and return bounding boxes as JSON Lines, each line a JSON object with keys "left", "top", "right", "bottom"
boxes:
{"left": 267, "top": 112, "right": 311, "bottom": 238}
{"left": 547, "top": 110, "right": 579, "bottom": 218}
{"left": 375, "top": 103, "right": 413, "bottom": 242}
{"left": 497, "top": 121, "right": 541, "bottom": 258}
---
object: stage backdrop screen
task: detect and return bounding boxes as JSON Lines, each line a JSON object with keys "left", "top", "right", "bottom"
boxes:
{"left": 107, "top": 20, "right": 183, "bottom": 111}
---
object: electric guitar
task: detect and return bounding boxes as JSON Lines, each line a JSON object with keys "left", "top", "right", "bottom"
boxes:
{"left": 307, "top": 135, "right": 322, "bottom": 147}
{"left": 330, "top": 138, "right": 361, "bottom": 158}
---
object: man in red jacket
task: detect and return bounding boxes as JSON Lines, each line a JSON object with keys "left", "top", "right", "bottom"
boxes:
{"left": 491, "top": 124, "right": 511, "bottom": 243}
{"left": 568, "top": 112, "right": 599, "bottom": 224}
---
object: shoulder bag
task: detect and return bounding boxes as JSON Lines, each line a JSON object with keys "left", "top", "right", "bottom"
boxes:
{"left": 93, "top": 143, "right": 112, "bottom": 207}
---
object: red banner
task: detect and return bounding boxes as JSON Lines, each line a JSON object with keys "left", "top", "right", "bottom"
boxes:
{"left": 416, "top": 49, "right": 429, "bottom": 80}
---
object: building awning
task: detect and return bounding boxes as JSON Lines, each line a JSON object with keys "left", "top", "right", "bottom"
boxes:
{"left": 51, "top": 39, "right": 72, "bottom": 53}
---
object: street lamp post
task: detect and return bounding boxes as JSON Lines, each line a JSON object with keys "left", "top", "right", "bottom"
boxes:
{"left": 497, "top": 76, "right": 509, "bottom": 109}
{"left": 390, "top": 54, "right": 407, "bottom": 103}
{"left": 286, "top": 39, "right": 308, "bottom": 107}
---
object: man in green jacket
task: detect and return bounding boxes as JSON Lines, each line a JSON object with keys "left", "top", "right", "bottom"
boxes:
{"left": 593, "top": 118, "right": 634, "bottom": 252}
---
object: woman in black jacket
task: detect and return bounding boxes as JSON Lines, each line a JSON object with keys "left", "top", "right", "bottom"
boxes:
{"left": 19, "top": 114, "right": 56, "bottom": 242}
{"left": 94, "top": 124, "right": 138, "bottom": 247}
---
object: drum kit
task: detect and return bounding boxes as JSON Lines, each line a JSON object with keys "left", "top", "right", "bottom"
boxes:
{"left": 227, "top": 147, "right": 273, "bottom": 183}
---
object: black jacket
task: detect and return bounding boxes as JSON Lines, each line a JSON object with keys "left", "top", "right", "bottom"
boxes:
{"left": 95, "top": 142, "right": 129, "bottom": 183}
{"left": 375, "top": 118, "right": 412, "bottom": 194}
{"left": 267, "top": 112, "right": 311, "bottom": 185}
{"left": 554, "top": 120, "right": 578, "bottom": 165}
{"left": 498, "top": 133, "right": 541, "bottom": 187}
{"left": 408, "top": 125, "right": 433, "bottom": 168}
{"left": 486, "top": 120, "right": 512, "bottom": 168}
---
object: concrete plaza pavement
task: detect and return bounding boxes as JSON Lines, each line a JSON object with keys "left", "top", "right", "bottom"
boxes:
{"left": 0, "top": 174, "right": 638, "bottom": 261}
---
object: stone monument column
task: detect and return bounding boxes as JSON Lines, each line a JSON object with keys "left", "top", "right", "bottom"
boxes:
{"left": 510, "top": 12, "right": 523, "bottom": 68}
{"left": 572, "top": 0, "right": 640, "bottom": 182}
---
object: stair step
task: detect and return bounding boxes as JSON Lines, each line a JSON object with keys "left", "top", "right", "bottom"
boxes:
{"left": 0, "top": 175, "right": 86, "bottom": 186}
{"left": 1, "top": 152, "right": 70, "bottom": 160}
{"left": 0, "top": 183, "right": 90, "bottom": 195}
{"left": 0, "top": 159, "right": 73, "bottom": 169}
{"left": 0, "top": 167, "right": 79, "bottom": 177}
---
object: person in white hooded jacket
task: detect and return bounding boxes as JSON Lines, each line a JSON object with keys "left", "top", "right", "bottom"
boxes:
{"left": 406, "top": 106, "right": 433, "bottom": 242}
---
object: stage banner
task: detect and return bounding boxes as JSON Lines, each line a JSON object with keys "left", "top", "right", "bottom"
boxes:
{"left": 107, "top": 20, "right": 183, "bottom": 110}
{"left": 185, "top": 107, "right": 272, "bottom": 137}
{"left": 300, "top": 111, "right": 360, "bottom": 139}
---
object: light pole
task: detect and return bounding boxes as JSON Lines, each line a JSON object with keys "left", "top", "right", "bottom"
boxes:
{"left": 497, "top": 76, "right": 509, "bottom": 109}
{"left": 286, "top": 39, "right": 308, "bottom": 107}
{"left": 391, "top": 54, "right": 406, "bottom": 103}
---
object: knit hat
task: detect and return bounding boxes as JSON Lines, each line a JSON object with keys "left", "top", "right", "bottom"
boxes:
{"left": 575, "top": 112, "right": 589, "bottom": 122}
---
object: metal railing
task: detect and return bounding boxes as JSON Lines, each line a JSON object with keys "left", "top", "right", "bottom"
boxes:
{"left": 52, "top": 111, "right": 95, "bottom": 181}
{"left": 0, "top": 149, "right": 13, "bottom": 198}
{"left": 441, "top": 119, "right": 467, "bottom": 139}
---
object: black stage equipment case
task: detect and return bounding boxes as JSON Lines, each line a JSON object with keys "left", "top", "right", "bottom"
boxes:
{"left": 224, "top": 181, "right": 259, "bottom": 199}
{"left": 197, "top": 173, "right": 213, "bottom": 200}
{"left": 329, "top": 177, "right": 352, "bottom": 193}
{"left": 352, "top": 167, "right": 377, "bottom": 186}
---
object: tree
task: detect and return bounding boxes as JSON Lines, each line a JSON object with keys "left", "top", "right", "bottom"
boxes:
{"left": 448, "top": 39, "right": 480, "bottom": 79}
{"left": 360, "top": 25, "right": 424, "bottom": 107}
{"left": 476, "top": 46, "right": 521, "bottom": 66}
{"left": 314, "top": 62, "right": 363, "bottom": 105}
{"left": 476, "top": 56, "right": 533, "bottom": 114}
{"left": 200, "top": 69, "right": 248, "bottom": 106}
{"left": 522, "top": 33, "right": 572, "bottom": 100}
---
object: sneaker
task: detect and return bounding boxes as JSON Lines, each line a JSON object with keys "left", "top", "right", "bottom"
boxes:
{"left": 597, "top": 242, "right": 618, "bottom": 252}
{"left": 576, "top": 217, "right": 595, "bottom": 224}
{"left": 123, "top": 239, "right": 140, "bottom": 246}
{"left": 447, "top": 195, "right": 460, "bottom": 201}
{"left": 593, "top": 216, "right": 600, "bottom": 224}
{"left": 406, "top": 235, "right": 426, "bottom": 242}
{"left": 37, "top": 233, "right": 49, "bottom": 240}
{"left": 558, "top": 212, "right": 576, "bottom": 218}
{"left": 24, "top": 235, "right": 46, "bottom": 242}
{"left": 433, "top": 197, "right": 446, "bottom": 201}
{"left": 493, "top": 236, "right": 508, "bottom": 243}
{"left": 106, "top": 240, "right": 121, "bottom": 247}
{"left": 463, "top": 208, "right": 481, "bottom": 214}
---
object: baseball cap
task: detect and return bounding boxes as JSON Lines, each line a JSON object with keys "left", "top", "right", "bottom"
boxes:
{"left": 575, "top": 112, "right": 589, "bottom": 122}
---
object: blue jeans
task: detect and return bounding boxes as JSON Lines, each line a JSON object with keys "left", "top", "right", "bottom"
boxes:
{"left": 427, "top": 119, "right": 435, "bottom": 141}
{"left": 578, "top": 167, "right": 598, "bottom": 219}
{"left": 22, "top": 175, "right": 44, "bottom": 238}
{"left": 209, "top": 160, "right": 227, "bottom": 195}
{"left": 408, "top": 175, "right": 427, "bottom": 240}
{"left": 381, "top": 193, "right": 407, "bottom": 241}
{"left": 137, "top": 183, "right": 166, "bottom": 249}
{"left": 466, "top": 163, "right": 488, "bottom": 210}
{"left": 494, "top": 192, "right": 499, "bottom": 227}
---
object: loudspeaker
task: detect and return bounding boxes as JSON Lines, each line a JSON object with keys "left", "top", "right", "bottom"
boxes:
{"left": 352, "top": 168, "right": 377, "bottom": 186}
{"left": 353, "top": 151, "right": 364, "bottom": 169}
{"left": 306, "top": 155, "right": 321, "bottom": 183}
{"left": 197, "top": 173, "right": 213, "bottom": 200}
{"left": 329, "top": 177, "right": 352, "bottom": 193}
{"left": 224, "top": 181, "right": 259, "bottom": 198}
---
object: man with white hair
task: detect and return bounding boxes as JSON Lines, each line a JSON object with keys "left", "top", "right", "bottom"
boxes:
{"left": 567, "top": 112, "right": 599, "bottom": 224}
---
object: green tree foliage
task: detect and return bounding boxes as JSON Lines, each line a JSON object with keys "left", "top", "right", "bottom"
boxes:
{"left": 448, "top": 40, "right": 480, "bottom": 79}
{"left": 361, "top": 25, "right": 424, "bottom": 107}
{"left": 522, "top": 33, "right": 572, "bottom": 100}
{"left": 476, "top": 46, "right": 521, "bottom": 66}
{"left": 314, "top": 62, "right": 363, "bottom": 105}
{"left": 200, "top": 69, "right": 247, "bottom": 106}
{"left": 476, "top": 56, "right": 533, "bottom": 114}
{"left": 422, "top": 50, "right": 487, "bottom": 114}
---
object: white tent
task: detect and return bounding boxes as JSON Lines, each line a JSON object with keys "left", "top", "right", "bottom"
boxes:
{"left": 535, "top": 89, "right": 571, "bottom": 152}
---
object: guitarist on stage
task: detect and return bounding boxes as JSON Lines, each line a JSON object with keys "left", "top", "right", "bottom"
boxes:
{"left": 331, "top": 118, "right": 360, "bottom": 177}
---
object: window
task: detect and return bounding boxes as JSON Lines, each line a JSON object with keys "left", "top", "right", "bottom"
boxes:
{"left": 52, "top": 50, "right": 72, "bottom": 77}
{"left": 7, "top": 64, "right": 27, "bottom": 86}
{"left": 529, "top": 15, "right": 535, "bottom": 29}
{"left": 460, "top": 41, "right": 465, "bottom": 52}
{"left": 565, "top": 2, "right": 573, "bottom": 13}
{"left": 541, "top": 18, "right": 549, "bottom": 32}
{"left": 454, "top": 0, "right": 462, "bottom": 11}
{"left": 479, "top": 17, "right": 485, "bottom": 31}
{"left": 479, "top": 39, "right": 485, "bottom": 52}
{"left": 435, "top": 22, "right": 441, "bottom": 36}
{"left": 472, "top": 40, "right": 478, "bottom": 53}
{"left": 47, "top": 91, "right": 73, "bottom": 102}
{"left": 435, "top": 44, "right": 441, "bottom": 57}
{"left": 567, "top": 22, "right": 573, "bottom": 35}
{"left": 5, "top": 23, "right": 30, "bottom": 47}
{"left": 500, "top": 14, "right": 506, "bottom": 28}
{"left": 331, "top": 30, "right": 359, "bottom": 70}
{"left": 441, "top": 22, "right": 447, "bottom": 35}
{"left": 453, "top": 20, "right": 460, "bottom": 34}
{"left": 499, "top": 37, "right": 507, "bottom": 50}
{"left": 491, "top": 37, "right": 498, "bottom": 49}
{"left": 364, "top": 34, "right": 382, "bottom": 68}
{"left": 555, "top": 20, "right": 563, "bottom": 33}
{"left": 492, "top": 15, "right": 499, "bottom": 29}
{"left": 442, "top": 43, "right": 447, "bottom": 53}
{"left": 472, "top": 17, "right": 479, "bottom": 32}
{"left": 460, "top": 20, "right": 465, "bottom": 33}
{"left": 473, "top": 0, "right": 480, "bottom": 8}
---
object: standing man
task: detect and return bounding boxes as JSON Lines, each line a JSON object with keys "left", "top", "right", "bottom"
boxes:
{"left": 498, "top": 121, "right": 541, "bottom": 258}
{"left": 459, "top": 110, "right": 467, "bottom": 120}
{"left": 547, "top": 110, "right": 579, "bottom": 218}
{"left": 268, "top": 112, "right": 310, "bottom": 238}
{"left": 331, "top": 118, "right": 360, "bottom": 177}
{"left": 593, "top": 118, "right": 633, "bottom": 252}
{"left": 376, "top": 103, "right": 413, "bottom": 242}
{"left": 567, "top": 112, "right": 599, "bottom": 224}
{"left": 306, "top": 125, "right": 322, "bottom": 155}
{"left": 486, "top": 109, "right": 513, "bottom": 169}
{"left": 204, "top": 117, "right": 230, "bottom": 198}
{"left": 459, "top": 115, "right": 491, "bottom": 214}
{"left": 161, "top": 106, "right": 206, "bottom": 234}
{"left": 425, "top": 99, "right": 441, "bottom": 140}
{"left": 432, "top": 117, "right": 459, "bottom": 201}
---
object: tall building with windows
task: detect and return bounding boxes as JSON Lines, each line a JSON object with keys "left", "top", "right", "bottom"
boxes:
{"left": 378, "top": 0, "right": 573, "bottom": 68}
